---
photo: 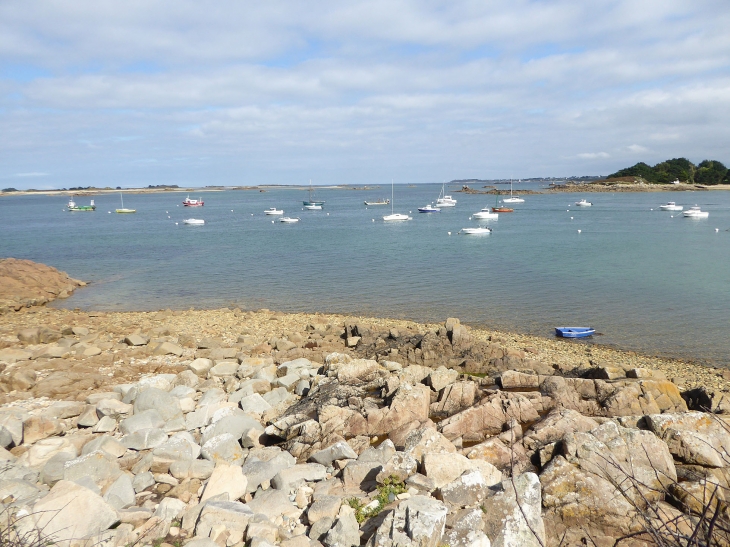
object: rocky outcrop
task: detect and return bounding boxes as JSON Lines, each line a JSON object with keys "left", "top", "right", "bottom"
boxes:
{"left": 0, "top": 313, "right": 727, "bottom": 547}
{"left": 0, "top": 258, "right": 86, "bottom": 313}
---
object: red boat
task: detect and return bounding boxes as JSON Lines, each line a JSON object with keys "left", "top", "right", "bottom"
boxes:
{"left": 183, "top": 195, "right": 204, "bottom": 207}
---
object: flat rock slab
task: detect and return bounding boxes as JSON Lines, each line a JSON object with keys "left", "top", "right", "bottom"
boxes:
{"left": 33, "top": 480, "right": 119, "bottom": 544}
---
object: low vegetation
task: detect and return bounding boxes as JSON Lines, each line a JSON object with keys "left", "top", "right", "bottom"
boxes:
{"left": 348, "top": 476, "right": 408, "bottom": 523}
{"left": 607, "top": 158, "right": 730, "bottom": 185}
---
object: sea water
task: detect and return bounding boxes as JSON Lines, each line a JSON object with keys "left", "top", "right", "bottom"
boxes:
{"left": 1, "top": 184, "right": 729, "bottom": 366}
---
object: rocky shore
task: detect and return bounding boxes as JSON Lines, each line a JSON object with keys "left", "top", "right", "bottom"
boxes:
{"left": 546, "top": 180, "right": 730, "bottom": 193}
{"left": 1, "top": 302, "right": 730, "bottom": 547}
{"left": 0, "top": 259, "right": 86, "bottom": 314}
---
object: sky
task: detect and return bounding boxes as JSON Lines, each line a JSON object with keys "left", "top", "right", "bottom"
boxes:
{"left": 1, "top": 1, "right": 729, "bottom": 189}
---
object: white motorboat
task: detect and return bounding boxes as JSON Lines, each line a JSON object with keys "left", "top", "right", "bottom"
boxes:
{"left": 501, "top": 179, "right": 525, "bottom": 203}
{"left": 659, "top": 202, "right": 683, "bottom": 211}
{"left": 472, "top": 208, "right": 499, "bottom": 220}
{"left": 279, "top": 216, "right": 300, "bottom": 223}
{"left": 264, "top": 208, "right": 284, "bottom": 215}
{"left": 435, "top": 183, "right": 457, "bottom": 207}
{"left": 183, "top": 218, "right": 204, "bottom": 225}
{"left": 418, "top": 204, "right": 441, "bottom": 213}
{"left": 383, "top": 180, "right": 412, "bottom": 221}
{"left": 683, "top": 205, "right": 709, "bottom": 218}
{"left": 459, "top": 226, "right": 492, "bottom": 235}
{"left": 304, "top": 204, "right": 322, "bottom": 210}
{"left": 575, "top": 199, "right": 592, "bottom": 207}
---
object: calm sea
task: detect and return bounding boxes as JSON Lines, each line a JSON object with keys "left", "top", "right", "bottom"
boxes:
{"left": 1, "top": 184, "right": 729, "bottom": 366}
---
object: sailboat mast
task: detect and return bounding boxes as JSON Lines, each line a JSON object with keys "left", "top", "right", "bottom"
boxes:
{"left": 391, "top": 180, "right": 394, "bottom": 214}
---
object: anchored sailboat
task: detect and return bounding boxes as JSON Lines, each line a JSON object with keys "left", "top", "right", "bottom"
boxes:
{"left": 383, "top": 181, "right": 412, "bottom": 221}
{"left": 115, "top": 193, "right": 136, "bottom": 213}
{"left": 303, "top": 180, "right": 325, "bottom": 207}
{"left": 502, "top": 179, "right": 524, "bottom": 203}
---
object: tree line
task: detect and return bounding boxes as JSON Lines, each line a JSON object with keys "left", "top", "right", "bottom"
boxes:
{"left": 607, "top": 157, "right": 730, "bottom": 185}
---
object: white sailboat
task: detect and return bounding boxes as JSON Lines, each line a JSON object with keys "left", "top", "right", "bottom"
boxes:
{"left": 115, "top": 192, "right": 136, "bottom": 213}
{"left": 501, "top": 179, "right": 524, "bottom": 203}
{"left": 383, "top": 181, "right": 412, "bottom": 221}
{"left": 435, "top": 183, "right": 457, "bottom": 207}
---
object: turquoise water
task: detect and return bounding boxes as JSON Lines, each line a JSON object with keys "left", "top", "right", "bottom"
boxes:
{"left": 1, "top": 184, "right": 729, "bottom": 365}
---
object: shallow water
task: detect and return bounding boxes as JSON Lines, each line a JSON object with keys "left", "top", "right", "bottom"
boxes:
{"left": 1, "top": 184, "right": 729, "bottom": 366}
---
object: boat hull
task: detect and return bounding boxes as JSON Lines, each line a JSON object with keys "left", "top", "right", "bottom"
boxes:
{"left": 460, "top": 227, "right": 491, "bottom": 235}
{"left": 303, "top": 201, "right": 325, "bottom": 207}
{"left": 115, "top": 209, "right": 136, "bottom": 213}
{"left": 383, "top": 214, "right": 412, "bottom": 221}
{"left": 492, "top": 207, "right": 513, "bottom": 213}
{"left": 183, "top": 219, "right": 205, "bottom": 225}
{"left": 555, "top": 327, "right": 595, "bottom": 338}
{"left": 364, "top": 200, "right": 389, "bottom": 206}
{"left": 473, "top": 210, "right": 498, "bottom": 219}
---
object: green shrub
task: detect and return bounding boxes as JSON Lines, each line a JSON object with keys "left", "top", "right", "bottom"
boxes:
{"left": 347, "top": 475, "right": 408, "bottom": 523}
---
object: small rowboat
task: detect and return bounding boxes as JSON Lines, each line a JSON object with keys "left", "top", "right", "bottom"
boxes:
{"left": 492, "top": 206, "right": 513, "bottom": 213}
{"left": 183, "top": 218, "right": 205, "bottom": 225}
{"left": 555, "top": 327, "right": 595, "bottom": 338}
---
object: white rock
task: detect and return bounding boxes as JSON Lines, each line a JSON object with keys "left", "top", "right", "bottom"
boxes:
{"left": 33, "top": 480, "right": 119, "bottom": 544}
{"left": 201, "top": 463, "right": 248, "bottom": 502}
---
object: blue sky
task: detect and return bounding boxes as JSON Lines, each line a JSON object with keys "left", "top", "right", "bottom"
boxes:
{"left": 1, "top": 0, "right": 729, "bottom": 189}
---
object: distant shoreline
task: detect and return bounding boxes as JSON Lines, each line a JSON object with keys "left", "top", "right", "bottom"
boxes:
{"left": 0, "top": 184, "right": 385, "bottom": 197}
{"left": 3, "top": 181, "right": 730, "bottom": 198}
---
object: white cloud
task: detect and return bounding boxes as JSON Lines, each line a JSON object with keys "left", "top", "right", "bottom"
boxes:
{"left": 1, "top": 1, "right": 729, "bottom": 187}
{"left": 627, "top": 145, "right": 649, "bottom": 153}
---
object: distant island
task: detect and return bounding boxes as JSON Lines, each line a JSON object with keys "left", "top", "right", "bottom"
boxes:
{"left": 607, "top": 157, "right": 729, "bottom": 185}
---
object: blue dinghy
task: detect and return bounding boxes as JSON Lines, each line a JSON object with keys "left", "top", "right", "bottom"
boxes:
{"left": 555, "top": 327, "right": 595, "bottom": 338}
